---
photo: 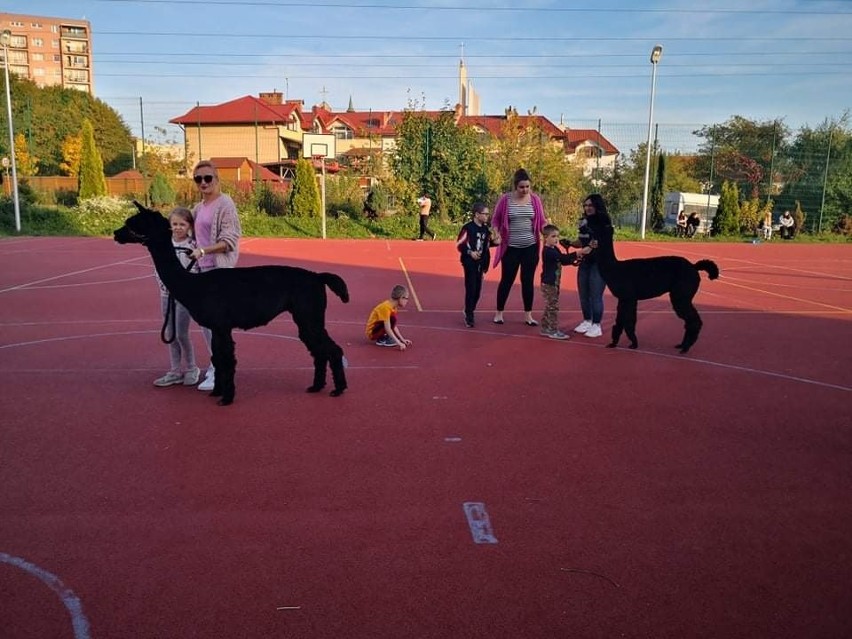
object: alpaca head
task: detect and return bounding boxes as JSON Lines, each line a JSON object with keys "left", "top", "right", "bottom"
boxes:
{"left": 114, "top": 201, "right": 172, "bottom": 246}
{"left": 586, "top": 213, "right": 615, "bottom": 245}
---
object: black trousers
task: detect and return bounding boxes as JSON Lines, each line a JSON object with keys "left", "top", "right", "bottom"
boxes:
{"left": 418, "top": 215, "right": 434, "bottom": 239}
{"left": 462, "top": 261, "right": 485, "bottom": 319}
{"left": 496, "top": 244, "right": 539, "bottom": 312}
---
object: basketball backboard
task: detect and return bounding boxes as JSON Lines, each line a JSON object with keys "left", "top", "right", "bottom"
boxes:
{"left": 301, "top": 133, "right": 336, "bottom": 159}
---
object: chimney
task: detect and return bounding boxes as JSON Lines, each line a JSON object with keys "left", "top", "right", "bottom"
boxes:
{"left": 259, "top": 91, "right": 283, "bottom": 105}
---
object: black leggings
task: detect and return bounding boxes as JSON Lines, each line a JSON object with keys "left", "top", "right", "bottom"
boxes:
{"left": 496, "top": 244, "right": 539, "bottom": 312}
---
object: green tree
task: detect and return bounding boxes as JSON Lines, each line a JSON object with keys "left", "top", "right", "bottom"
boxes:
{"left": 391, "top": 109, "right": 487, "bottom": 221}
{"left": 694, "top": 116, "right": 788, "bottom": 201}
{"left": 598, "top": 147, "right": 645, "bottom": 223}
{"left": 149, "top": 173, "right": 176, "bottom": 207}
{"left": 650, "top": 152, "right": 666, "bottom": 231}
{"left": 289, "top": 158, "right": 321, "bottom": 217}
{"left": 712, "top": 180, "right": 741, "bottom": 236}
{"left": 0, "top": 74, "right": 133, "bottom": 176}
{"left": 78, "top": 119, "right": 108, "bottom": 199}
{"left": 665, "top": 155, "right": 703, "bottom": 193}
{"left": 778, "top": 115, "right": 851, "bottom": 233}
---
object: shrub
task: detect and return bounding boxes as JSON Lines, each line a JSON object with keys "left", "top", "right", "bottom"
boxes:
{"left": 253, "top": 182, "right": 288, "bottom": 216}
{"left": 72, "top": 196, "right": 135, "bottom": 235}
{"left": 149, "top": 173, "right": 176, "bottom": 207}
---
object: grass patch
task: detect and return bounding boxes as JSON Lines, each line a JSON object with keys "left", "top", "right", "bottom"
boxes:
{"left": 1, "top": 199, "right": 848, "bottom": 243}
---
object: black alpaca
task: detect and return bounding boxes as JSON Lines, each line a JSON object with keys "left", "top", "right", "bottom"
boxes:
{"left": 588, "top": 216, "right": 719, "bottom": 354}
{"left": 114, "top": 202, "right": 348, "bottom": 405}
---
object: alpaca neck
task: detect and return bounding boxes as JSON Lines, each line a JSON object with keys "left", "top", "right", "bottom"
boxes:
{"left": 147, "top": 236, "right": 195, "bottom": 299}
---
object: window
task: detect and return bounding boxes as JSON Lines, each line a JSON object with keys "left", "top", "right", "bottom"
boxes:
{"left": 31, "top": 23, "right": 43, "bottom": 29}
{"left": 53, "top": 54, "right": 61, "bottom": 62}
{"left": 51, "top": 25, "right": 59, "bottom": 33}
{"left": 10, "top": 35, "right": 27, "bottom": 47}
{"left": 52, "top": 40, "right": 59, "bottom": 48}
{"left": 10, "top": 21, "right": 24, "bottom": 27}
{"left": 33, "top": 38, "right": 44, "bottom": 47}
{"left": 34, "top": 68, "right": 45, "bottom": 76}
{"left": 331, "top": 124, "right": 353, "bottom": 140}
{"left": 33, "top": 53, "right": 44, "bottom": 61}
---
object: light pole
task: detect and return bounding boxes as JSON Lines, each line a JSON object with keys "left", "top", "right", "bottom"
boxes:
{"left": 640, "top": 44, "right": 663, "bottom": 240}
{"left": 1, "top": 29, "right": 20, "bottom": 232}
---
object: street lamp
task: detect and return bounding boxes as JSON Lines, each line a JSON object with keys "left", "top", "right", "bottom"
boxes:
{"left": 1, "top": 29, "right": 20, "bottom": 232}
{"left": 639, "top": 44, "right": 663, "bottom": 240}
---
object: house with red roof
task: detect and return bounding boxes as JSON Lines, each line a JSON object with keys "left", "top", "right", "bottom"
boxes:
{"left": 170, "top": 92, "right": 618, "bottom": 179}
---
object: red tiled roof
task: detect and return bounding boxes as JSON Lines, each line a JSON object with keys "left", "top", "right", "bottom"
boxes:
{"left": 111, "top": 169, "right": 145, "bottom": 179}
{"left": 170, "top": 95, "right": 301, "bottom": 125}
{"left": 209, "top": 157, "right": 281, "bottom": 181}
{"left": 562, "top": 129, "right": 619, "bottom": 155}
{"left": 459, "top": 114, "right": 565, "bottom": 139}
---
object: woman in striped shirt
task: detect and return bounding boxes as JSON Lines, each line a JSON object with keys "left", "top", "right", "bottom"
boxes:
{"left": 490, "top": 168, "right": 549, "bottom": 326}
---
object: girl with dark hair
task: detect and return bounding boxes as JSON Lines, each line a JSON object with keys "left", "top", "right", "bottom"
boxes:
{"left": 568, "top": 193, "right": 611, "bottom": 338}
{"left": 489, "top": 168, "right": 548, "bottom": 326}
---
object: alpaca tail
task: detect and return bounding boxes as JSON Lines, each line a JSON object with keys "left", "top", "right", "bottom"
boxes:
{"left": 694, "top": 259, "right": 720, "bottom": 280}
{"left": 320, "top": 273, "right": 350, "bottom": 303}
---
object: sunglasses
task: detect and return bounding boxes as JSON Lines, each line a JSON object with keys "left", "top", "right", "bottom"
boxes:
{"left": 193, "top": 174, "right": 215, "bottom": 184}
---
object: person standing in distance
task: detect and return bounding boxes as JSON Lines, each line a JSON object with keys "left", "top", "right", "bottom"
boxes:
{"left": 416, "top": 193, "right": 436, "bottom": 241}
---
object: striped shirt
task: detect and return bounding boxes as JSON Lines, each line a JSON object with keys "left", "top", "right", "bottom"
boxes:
{"left": 507, "top": 200, "right": 536, "bottom": 248}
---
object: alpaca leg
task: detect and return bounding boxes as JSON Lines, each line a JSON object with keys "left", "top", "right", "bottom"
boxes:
{"left": 607, "top": 299, "right": 635, "bottom": 349}
{"left": 211, "top": 330, "right": 237, "bottom": 405}
{"left": 622, "top": 300, "right": 639, "bottom": 349}
{"left": 307, "top": 352, "right": 328, "bottom": 393}
{"left": 672, "top": 296, "right": 702, "bottom": 354}
{"left": 298, "top": 322, "right": 348, "bottom": 397}
{"left": 326, "top": 339, "right": 348, "bottom": 397}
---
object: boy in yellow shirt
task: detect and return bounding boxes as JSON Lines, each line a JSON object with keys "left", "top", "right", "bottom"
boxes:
{"left": 365, "top": 285, "right": 413, "bottom": 351}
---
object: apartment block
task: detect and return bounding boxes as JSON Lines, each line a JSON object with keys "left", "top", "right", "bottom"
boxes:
{"left": 0, "top": 12, "right": 94, "bottom": 94}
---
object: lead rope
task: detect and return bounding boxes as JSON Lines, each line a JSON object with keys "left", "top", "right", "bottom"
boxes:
{"left": 160, "top": 248, "right": 198, "bottom": 344}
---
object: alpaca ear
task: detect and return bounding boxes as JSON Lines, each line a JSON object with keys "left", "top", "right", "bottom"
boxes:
{"left": 133, "top": 200, "right": 146, "bottom": 213}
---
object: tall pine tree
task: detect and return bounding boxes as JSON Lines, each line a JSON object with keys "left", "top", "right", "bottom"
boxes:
{"left": 289, "top": 158, "right": 321, "bottom": 217}
{"left": 78, "top": 119, "right": 107, "bottom": 199}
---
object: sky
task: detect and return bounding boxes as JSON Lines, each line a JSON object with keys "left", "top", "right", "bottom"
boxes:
{"left": 15, "top": 0, "right": 852, "bottom": 154}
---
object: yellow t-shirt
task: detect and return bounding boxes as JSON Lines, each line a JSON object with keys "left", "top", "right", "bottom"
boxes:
{"left": 365, "top": 300, "right": 397, "bottom": 339}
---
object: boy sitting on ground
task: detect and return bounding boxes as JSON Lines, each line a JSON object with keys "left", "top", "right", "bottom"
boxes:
{"left": 365, "top": 285, "right": 413, "bottom": 351}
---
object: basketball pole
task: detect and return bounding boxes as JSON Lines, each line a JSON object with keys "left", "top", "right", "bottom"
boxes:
{"left": 316, "top": 155, "right": 327, "bottom": 240}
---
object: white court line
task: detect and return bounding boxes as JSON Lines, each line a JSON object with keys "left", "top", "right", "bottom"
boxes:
{"left": 0, "top": 256, "right": 150, "bottom": 294}
{"left": 399, "top": 323, "right": 852, "bottom": 393}
{"left": 1, "top": 322, "right": 846, "bottom": 392}
{"left": 23, "top": 275, "right": 152, "bottom": 289}
{"left": 0, "top": 552, "right": 90, "bottom": 639}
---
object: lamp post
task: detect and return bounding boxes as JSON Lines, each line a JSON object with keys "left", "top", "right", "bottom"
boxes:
{"left": 639, "top": 44, "right": 663, "bottom": 240}
{"left": 1, "top": 29, "right": 20, "bottom": 232}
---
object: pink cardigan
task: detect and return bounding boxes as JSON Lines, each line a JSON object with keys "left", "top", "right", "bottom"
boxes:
{"left": 490, "top": 192, "right": 548, "bottom": 268}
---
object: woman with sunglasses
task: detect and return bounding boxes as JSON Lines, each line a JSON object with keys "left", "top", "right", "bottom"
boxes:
{"left": 188, "top": 160, "right": 242, "bottom": 391}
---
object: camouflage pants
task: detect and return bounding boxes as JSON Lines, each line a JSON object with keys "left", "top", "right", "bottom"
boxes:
{"left": 540, "top": 283, "right": 560, "bottom": 333}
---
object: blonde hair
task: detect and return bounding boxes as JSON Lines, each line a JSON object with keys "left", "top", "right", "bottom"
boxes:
{"left": 193, "top": 160, "right": 219, "bottom": 178}
{"left": 168, "top": 206, "right": 194, "bottom": 234}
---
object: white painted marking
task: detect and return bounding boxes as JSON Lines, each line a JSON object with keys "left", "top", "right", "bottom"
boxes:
{"left": 444, "top": 436, "right": 462, "bottom": 443}
{"left": 463, "top": 502, "right": 498, "bottom": 544}
{"left": 0, "top": 552, "right": 91, "bottom": 639}
{"left": 0, "top": 256, "right": 149, "bottom": 294}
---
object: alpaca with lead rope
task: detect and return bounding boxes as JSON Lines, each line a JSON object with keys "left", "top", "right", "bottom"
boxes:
{"left": 585, "top": 213, "right": 719, "bottom": 354}
{"left": 114, "top": 202, "right": 349, "bottom": 405}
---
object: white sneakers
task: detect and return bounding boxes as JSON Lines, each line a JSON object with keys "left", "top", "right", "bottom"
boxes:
{"left": 574, "top": 320, "right": 593, "bottom": 333}
{"left": 584, "top": 323, "right": 603, "bottom": 338}
{"left": 573, "top": 320, "right": 602, "bottom": 338}
{"left": 198, "top": 369, "right": 215, "bottom": 391}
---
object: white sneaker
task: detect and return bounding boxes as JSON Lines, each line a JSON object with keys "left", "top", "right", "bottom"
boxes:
{"left": 153, "top": 371, "right": 183, "bottom": 387}
{"left": 182, "top": 367, "right": 200, "bottom": 386}
{"left": 574, "top": 320, "right": 592, "bottom": 334}
{"left": 198, "top": 371, "right": 215, "bottom": 391}
{"left": 584, "top": 323, "right": 603, "bottom": 338}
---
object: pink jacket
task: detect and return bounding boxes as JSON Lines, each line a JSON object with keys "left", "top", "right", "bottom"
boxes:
{"left": 490, "top": 192, "right": 548, "bottom": 268}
